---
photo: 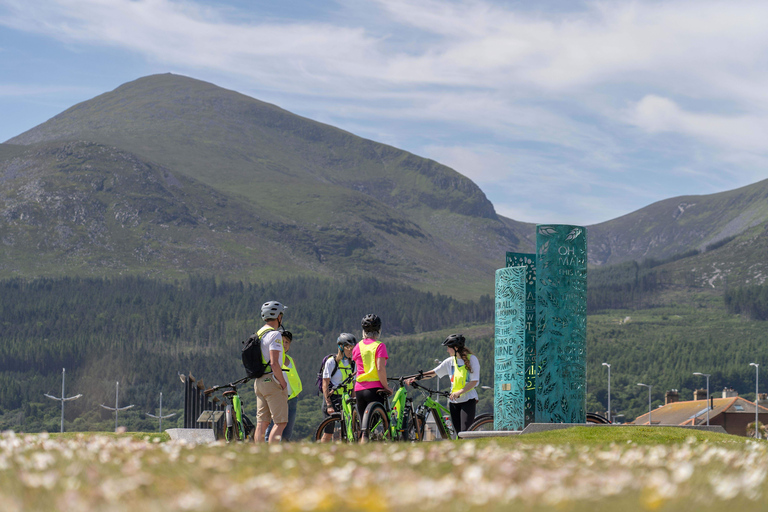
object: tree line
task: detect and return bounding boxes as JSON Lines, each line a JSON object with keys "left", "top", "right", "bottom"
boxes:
{"left": 724, "top": 284, "right": 768, "bottom": 320}
{"left": 0, "top": 275, "right": 493, "bottom": 436}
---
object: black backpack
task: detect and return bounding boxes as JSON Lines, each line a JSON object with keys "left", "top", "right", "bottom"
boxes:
{"left": 241, "top": 329, "right": 271, "bottom": 378}
{"left": 316, "top": 354, "right": 338, "bottom": 395}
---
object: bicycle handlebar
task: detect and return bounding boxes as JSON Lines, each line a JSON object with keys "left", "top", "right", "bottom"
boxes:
{"left": 329, "top": 372, "right": 356, "bottom": 394}
{"left": 410, "top": 380, "right": 450, "bottom": 398}
{"left": 204, "top": 375, "right": 252, "bottom": 396}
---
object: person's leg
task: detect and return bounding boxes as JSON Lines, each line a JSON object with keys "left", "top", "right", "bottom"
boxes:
{"left": 283, "top": 398, "right": 297, "bottom": 441}
{"left": 254, "top": 378, "right": 272, "bottom": 443}
{"left": 320, "top": 395, "right": 341, "bottom": 442}
{"left": 269, "top": 423, "right": 287, "bottom": 443}
{"left": 357, "top": 389, "right": 383, "bottom": 443}
{"left": 449, "top": 402, "right": 461, "bottom": 435}
{"left": 265, "top": 379, "right": 290, "bottom": 443}
{"left": 458, "top": 399, "right": 477, "bottom": 432}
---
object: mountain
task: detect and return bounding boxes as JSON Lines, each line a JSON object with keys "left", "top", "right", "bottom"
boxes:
{"left": 2, "top": 74, "right": 534, "bottom": 298}
{"left": 587, "top": 179, "right": 768, "bottom": 289}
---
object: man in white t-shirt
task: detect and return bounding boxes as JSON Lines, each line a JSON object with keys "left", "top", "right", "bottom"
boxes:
{"left": 253, "top": 301, "right": 290, "bottom": 443}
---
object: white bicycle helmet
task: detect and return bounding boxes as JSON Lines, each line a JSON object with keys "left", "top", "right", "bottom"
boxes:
{"left": 261, "top": 301, "right": 287, "bottom": 320}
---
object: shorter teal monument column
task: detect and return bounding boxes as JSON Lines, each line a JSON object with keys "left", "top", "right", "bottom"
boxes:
{"left": 535, "top": 225, "right": 587, "bottom": 424}
{"left": 494, "top": 265, "right": 526, "bottom": 431}
{"left": 506, "top": 252, "right": 536, "bottom": 426}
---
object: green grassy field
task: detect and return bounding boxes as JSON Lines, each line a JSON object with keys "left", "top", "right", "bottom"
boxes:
{"left": 2, "top": 428, "right": 765, "bottom": 511}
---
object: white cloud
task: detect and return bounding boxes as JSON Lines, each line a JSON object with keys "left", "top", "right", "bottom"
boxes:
{"left": 629, "top": 95, "right": 768, "bottom": 153}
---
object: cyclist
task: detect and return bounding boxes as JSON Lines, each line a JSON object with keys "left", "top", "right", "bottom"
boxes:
{"left": 254, "top": 300, "right": 290, "bottom": 444}
{"left": 319, "top": 333, "right": 357, "bottom": 442}
{"left": 405, "top": 334, "right": 480, "bottom": 433}
{"left": 265, "top": 330, "right": 301, "bottom": 442}
{"left": 352, "top": 314, "right": 392, "bottom": 441}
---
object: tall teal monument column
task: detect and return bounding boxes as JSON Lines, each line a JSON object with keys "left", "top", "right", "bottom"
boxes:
{"left": 494, "top": 266, "right": 526, "bottom": 430}
{"left": 506, "top": 253, "right": 536, "bottom": 426}
{"left": 535, "top": 225, "right": 587, "bottom": 423}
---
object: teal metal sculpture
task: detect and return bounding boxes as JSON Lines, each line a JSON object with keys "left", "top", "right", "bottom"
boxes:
{"left": 494, "top": 265, "right": 526, "bottom": 430}
{"left": 535, "top": 225, "right": 587, "bottom": 423}
{"left": 506, "top": 252, "right": 536, "bottom": 426}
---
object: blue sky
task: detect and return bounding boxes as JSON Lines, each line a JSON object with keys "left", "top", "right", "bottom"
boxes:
{"left": 1, "top": 0, "right": 767, "bottom": 225}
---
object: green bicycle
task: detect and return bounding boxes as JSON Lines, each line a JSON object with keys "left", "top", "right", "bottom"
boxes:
{"left": 410, "top": 381, "right": 493, "bottom": 438}
{"left": 204, "top": 376, "right": 254, "bottom": 443}
{"left": 360, "top": 377, "right": 494, "bottom": 441}
{"left": 313, "top": 373, "right": 360, "bottom": 442}
{"left": 359, "top": 376, "right": 423, "bottom": 442}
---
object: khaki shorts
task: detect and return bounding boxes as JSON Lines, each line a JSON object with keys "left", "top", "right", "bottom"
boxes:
{"left": 254, "top": 374, "right": 289, "bottom": 424}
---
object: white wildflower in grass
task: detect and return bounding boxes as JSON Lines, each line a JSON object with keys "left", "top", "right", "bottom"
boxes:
{"left": 709, "top": 473, "right": 743, "bottom": 500}
{"left": 318, "top": 452, "right": 335, "bottom": 465}
{"left": 174, "top": 488, "right": 209, "bottom": 511}
{"left": 670, "top": 461, "right": 694, "bottom": 483}
{"left": 408, "top": 448, "right": 425, "bottom": 465}
{"left": 389, "top": 450, "right": 406, "bottom": 462}
{"left": 462, "top": 464, "right": 483, "bottom": 485}
{"left": 19, "top": 470, "right": 58, "bottom": 490}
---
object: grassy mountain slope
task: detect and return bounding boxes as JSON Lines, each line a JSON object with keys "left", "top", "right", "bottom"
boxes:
{"left": 3, "top": 74, "right": 535, "bottom": 297}
{"left": 588, "top": 179, "right": 768, "bottom": 269}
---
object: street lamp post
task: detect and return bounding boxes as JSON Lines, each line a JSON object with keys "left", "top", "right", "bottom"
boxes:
{"left": 43, "top": 368, "right": 83, "bottom": 433}
{"left": 637, "top": 383, "right": 652, "bottom": 425}
{"left": 146, "top": 392, "right": 176, "bottom": 433}
{"left": 750, "top": 363, "right": 760, "bottom": 439}
{"left": 434, "top": 358, "right": 443, "bottom": 406}
{"left": 602, "top": 363, "right": 611, "bottom": 423}
{"left": 100, "top": 381, "right": 135, "bottom": 431}
{"left": 693, "top": 372, "right": 711, "bottom": 426}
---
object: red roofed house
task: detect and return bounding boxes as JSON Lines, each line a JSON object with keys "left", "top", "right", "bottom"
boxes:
{"left": 632, "top": 388, "right": 768, "bottom": 437}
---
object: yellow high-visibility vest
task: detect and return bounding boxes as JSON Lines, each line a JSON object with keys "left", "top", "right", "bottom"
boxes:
{"left": 357, "top": 340, "right": 382, "bottom": 384}
{"left": 334, "top": 358, "right": 355, "bottom": 395}
{"left": 450, "top": 356, "right": 469, "bottom": 394}
{"left": 257, "top": 325, "right": 278, "bottom": 373}
{"left": 283, "top": 354, "right": 302, "bottom": 400}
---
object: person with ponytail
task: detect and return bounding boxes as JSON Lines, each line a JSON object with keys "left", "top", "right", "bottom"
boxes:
{"left": 405, "top": 334, "right": 480, "bottom": 433}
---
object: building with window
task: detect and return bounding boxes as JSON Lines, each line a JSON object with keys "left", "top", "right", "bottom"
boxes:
{"left": 632, "top": 392, "right": 768, "bottom": 437}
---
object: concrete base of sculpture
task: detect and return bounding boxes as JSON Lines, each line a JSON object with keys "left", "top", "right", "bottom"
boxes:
{"left": 457, "top": 423, "right": 728, "bottom": 439}
{"left": 166, "top": 428, "right": 216, "bottom": 443}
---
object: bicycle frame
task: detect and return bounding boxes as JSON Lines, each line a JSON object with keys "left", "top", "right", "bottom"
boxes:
{"left": 205, "top": 376, "right": 252, "bottom": 443}
{"left": 410, "top": 381, "right": 455, "bottom": 440}
{"left": 339, "top": 389, "right": 357, "bottom": 441}
{"left": 318, "top": 372, "right": 359, "bottom": 442}
{"left": 226, "top": 392, "right": 246, "bottom": 442}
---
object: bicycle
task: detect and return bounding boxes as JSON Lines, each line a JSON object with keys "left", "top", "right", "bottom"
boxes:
{"left": 410, "top": 381, "right": 494, "bottom": 438}
{"left": 464, "top": 410, "right": 610, "bottom": 432}
{"left": 204, "top": 376, "right": 255, "bottom": 443}
{"left": 359, "top": 377, "right": 420, "bottom": 442}
{"left": 313, "top": 373, "right": 360, "bottom": 442}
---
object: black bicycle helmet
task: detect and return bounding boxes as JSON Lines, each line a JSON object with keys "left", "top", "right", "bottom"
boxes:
{"left": 337, "top": 333, "right": 357, "bottom": 347}
{"left": 361, "top": 314, "right": 382, "bottom": 332}
{"left": 282, "top": 330, "right": 293, "bottom": 341}
{"left": 442, "top": 334, "right": 465, "bottom": 348}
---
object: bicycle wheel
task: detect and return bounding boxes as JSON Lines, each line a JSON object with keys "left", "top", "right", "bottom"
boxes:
{"left": 467, "top": 415, "right": 495, "bottom": 432}
{"left": 429, "top": 409, "right": 451, "bottom": 440}
{"left": 349, "top": 409, "right": 361, "bottom": 442}
{"left": 361, "top": 403, "right": 390, "bottom": 442}
{"left": 315, "top": 414, "right": 344, "bottom": 442}
{"left": 405, "top": 413, "right": 424, "bottom": 442}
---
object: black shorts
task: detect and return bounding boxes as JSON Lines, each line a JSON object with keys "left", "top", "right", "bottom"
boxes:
{"left": 355, "top": 387, "right": 387, "bottom": 424}
{"left": 322, "top": 395, "right": 342, "bottom": 434}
